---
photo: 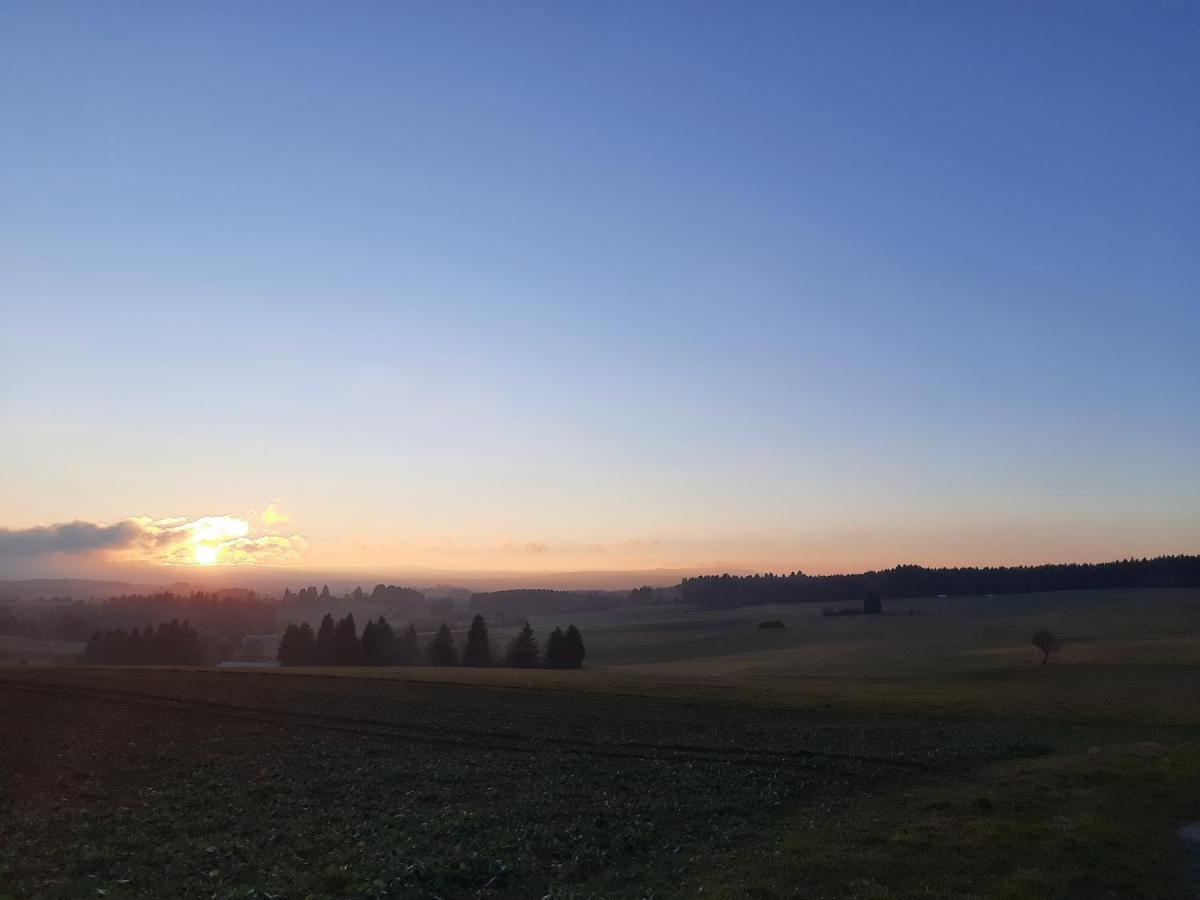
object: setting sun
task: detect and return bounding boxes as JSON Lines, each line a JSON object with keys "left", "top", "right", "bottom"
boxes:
{"left": 186, "top": 516, "right": 252, "bottom": 567}
{"left": 193, "top": 543, "right": 220, "bottom": 566}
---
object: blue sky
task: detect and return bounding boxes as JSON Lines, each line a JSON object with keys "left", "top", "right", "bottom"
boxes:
{"left": 1, "top": 1, "right": 1198, "bottom": 577}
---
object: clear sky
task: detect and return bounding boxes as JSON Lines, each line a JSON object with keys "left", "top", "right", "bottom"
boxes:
{"left": 1, "top": 1, "right": 1198, "bottom": 580}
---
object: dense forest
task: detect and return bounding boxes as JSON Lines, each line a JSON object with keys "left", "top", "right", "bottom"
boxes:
{"left": 681, "top": 555, "right": 1200, "bottom": 610}
{"left": 0, "top": 591, "right": 274, "bottom": 643}
{"left": 80, "top": 619, "right": 203, "bottom": 665}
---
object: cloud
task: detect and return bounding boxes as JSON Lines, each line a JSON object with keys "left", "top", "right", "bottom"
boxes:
{"left": 0, "top": 520, "right": 143, "bottom": 558}
{"left": 260, "top": 499, "right": 289, "bottom": 526}
{"left": 0, "top": 515, "right": 306, "bottom": 567}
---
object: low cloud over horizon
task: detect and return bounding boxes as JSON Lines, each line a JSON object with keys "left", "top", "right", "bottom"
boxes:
{"left": 0, "top": 516, "right": 306, "bottom": 567}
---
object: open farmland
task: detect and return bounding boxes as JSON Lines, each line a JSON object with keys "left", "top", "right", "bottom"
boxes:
{"left": 3, "top": 589, "right": 1200, "bottom": 898}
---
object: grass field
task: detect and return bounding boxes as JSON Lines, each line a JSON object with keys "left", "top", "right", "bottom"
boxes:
{"left": 0, "top": 634, "right": 84, "bottom": 666}
{"left": 3, "top": 588, "right": 1200, "bottom": 898}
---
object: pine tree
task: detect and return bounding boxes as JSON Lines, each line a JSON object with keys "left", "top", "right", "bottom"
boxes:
{"left": 374, "top": 616, "right": 396, "bottom": 663}
{"left": 461, "top": 614, "right": 491, "bottom": 666}
{"left": 563, "top": 624, "right": 586, "bottom": 669}
{"left": 360, "top": 619, "right": 381, "bottom": 664}
{"left": 278, "top": 623, "right": 301, "bottom": 665}
{"left": 334, "top": 613, "right": 359, "bottom": 665}
{"left": 544, "top": 626, "right": 567, "bottom": 668}
{"left": 505, "top": 621, "right": 540, "bottom": 668}
{"left": 427, "top": 623, "right": 458, "bottom": 666}
{"left": 320, "top": 584, "right": 331, "bottom": 600}
{"left": 296, "top": 621, "right": 317, "bottom": 664}
{"left": 316, "top": 613, "right": 337, "bottom": 665}
{"left": 398, "top": 623, "right": 419, "bottom": 665}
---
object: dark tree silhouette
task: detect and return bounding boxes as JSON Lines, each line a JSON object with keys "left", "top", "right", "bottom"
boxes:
{"left": 461, "top": 614, "right": 491, "bottom": 667}
{"left": 374, "top": 616, "right": 396, "bottom": 664}
{"left": 333, "top": 613, "right": 359, "bottom": 665}
{"left": 278, "top": 623, "right": 301, "bottom": 665}
{"left": 427, "top": 623, "right": 458, "bottom": 666}
{"left": 320, "top": 584, "right": 331, "bottom": 599}
{"left": 563, "top": 625, "right": 585, "bottom": 668}
{"left": 315, "top": 613, "right": 337, "bottom": 665}
{"left": 80, "top": 618, "right": 202, "bottom": 665}
{"left": 681, "top": 556, "right": 1200, "bottom": 610}
{"left": 278, "top": 621, "right": 318, "bottom": 665}
{"left": 360, "top": 618, "right": 381, "bottom": 665}
{"left": 543, "top": 626, "right": 567, "bottom": 668}
{"left": 295, "top": 621, "right": 317, "bottom": 664}
{"left": 863, "top": 591, "right": 882, "bottom": 615}
{"left": 1031, "top": 630, "right": 1062, "bottom": 664}
{"left": 505, "top": 621, "right": 540, "bottom": 668}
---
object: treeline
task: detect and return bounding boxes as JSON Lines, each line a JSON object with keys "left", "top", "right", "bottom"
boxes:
{"left": 80, "top": 619, "right": 202, "bottom": 665}
{"left": 278, "top": 614, "right": 585, "bottom": 669}
{"left": 1, "top": 592, "right": 274, "bottom": 643}
{"left": 282, "top": 584, "right": 427, "bottom": 606}
{"left": 469, "top": 589, "right": 622, "bottom": 619}
{"left": 682, "top": 555, "right": 1200, "bottom": 610}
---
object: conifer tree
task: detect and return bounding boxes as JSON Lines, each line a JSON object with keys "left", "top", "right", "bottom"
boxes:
{"left": 360, "top": 618, "right": 381, "bottom": 664}
{"left": 333, "top": 613, "right": 359, "bottom": 665}
{"left": 505, "top": 621, "right": 540, "bottom": 668}
{"left": 316, "top": 613, "right": 337, "bottom": 665}
{"left": 544, "top": 626, "right": 567, "bottom": 668}
{"left": 461, "top": 614, "right": 491, "bottom": 666}
{"left": 374, "top": 616, "right": 396, "bottom": 663}
{"left": 278, "top": 623, "right": 301, "bottom": 665}
{"left": 427, "top": 622, "right": 458, "bottom": 666}
{"left": 563, "top": 624, "right": 586, "bottom": 669}
{"left": 296, "top": 621, "right": 317, "bottom": 664}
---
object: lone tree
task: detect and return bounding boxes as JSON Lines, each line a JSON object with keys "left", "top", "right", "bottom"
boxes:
{"left": 461, "top": 614, "right": 491, "bottom": 666}
{"left": 1031, "top": 630, "right": 1062, "bottom": 665}
{"left": 506, "top": 621, "right": 540, "bottom": 668}
{"left": 427, "top": 623, "right": 458, "bottom": 666}
{"left": 863, "top": 591, "right": 883, "bottom": 615}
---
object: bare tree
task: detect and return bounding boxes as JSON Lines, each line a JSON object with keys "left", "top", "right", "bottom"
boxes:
{"left": 1031, "top": 630, "right": 1062, "bottom": 665}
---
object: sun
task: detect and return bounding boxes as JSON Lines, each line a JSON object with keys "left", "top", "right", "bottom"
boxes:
{"left": 194, "top": 543, "right": 221, "bottom": 566}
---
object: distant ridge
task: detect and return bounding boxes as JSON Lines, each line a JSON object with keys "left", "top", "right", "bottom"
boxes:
{"left": 0, "top": 578, "right": 168, "bottom": 602}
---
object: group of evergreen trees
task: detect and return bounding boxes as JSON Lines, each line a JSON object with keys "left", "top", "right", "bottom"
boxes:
{"left": 80, "top": 618, "right": 202, "bottom": 665}
{"left": 277, "top": 613, "right": 585, "bottom": 669}
{"left": 277, "top": 613, "right": 417, "bottom": 666}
